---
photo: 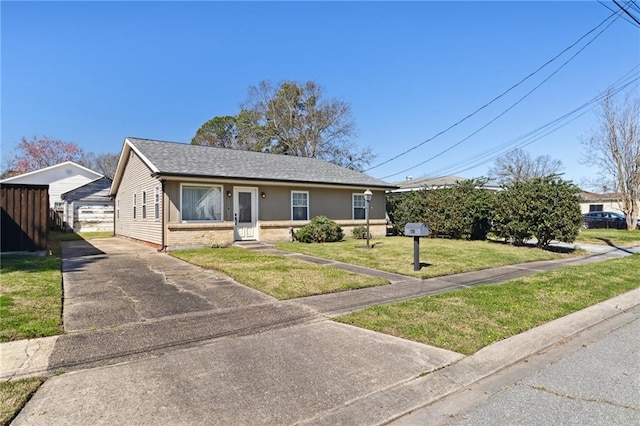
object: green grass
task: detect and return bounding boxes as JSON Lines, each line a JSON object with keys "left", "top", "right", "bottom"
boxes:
{"left": 576, "top": 228, "right": 640, "bottom": 246}
{"left": 277, "top": 237, "right": 571, "bottom": 279}
{"left": 0, "top": 377, "right": 45, "bottom": 426}
{"left": 171, "top": 247, "right": 388, "bottom": 299}
{"left": 0, "top": 254, "right": 63, "bottom": 342}
{"left": 336, "top": 254, "right": 640, "bottom": 355}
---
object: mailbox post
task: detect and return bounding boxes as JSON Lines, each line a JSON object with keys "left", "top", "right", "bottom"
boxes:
{"left": 404, "top": 223, "right": 429, "bottom": 271}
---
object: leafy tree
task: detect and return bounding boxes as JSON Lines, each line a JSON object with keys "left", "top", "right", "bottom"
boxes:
{"left": 386, "top": 179, "right": 496, "bottom": 240}
{"left": 581, "top": 90, "right": 640, "bottom": 230}
{"left": 6, "top": 136, "right": 86, "bottom": 176}
{"left": 191, "top": 113, "right": 267, "bottom": 151}
{"left": 493, "top": 176, "right": 583, "bottom": 248}
{"left": 488, "top": 148, "right": 563, "bottom": 185}
{"left": 193, "top": 80, "right": 374, "bottom": 170}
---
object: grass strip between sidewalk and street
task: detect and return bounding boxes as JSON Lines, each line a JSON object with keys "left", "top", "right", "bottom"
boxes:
{"left": 170, "top": 247, "right": 389, "bottom": 299}
{"left": 0, "top": 377, "right": 45, "bottom": 426}
{"left": 335, "top": 254, "right": 640, "bottom": 356}
{"left": 276, "top": 236, "right": 572, "bottom": 279}
{"left": 575, "top": 228, "right": 640, "bottom": 246}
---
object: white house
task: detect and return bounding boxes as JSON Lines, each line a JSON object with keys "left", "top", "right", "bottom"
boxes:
{"left": 0, "top": 161, "right": 107, "bottom": 230}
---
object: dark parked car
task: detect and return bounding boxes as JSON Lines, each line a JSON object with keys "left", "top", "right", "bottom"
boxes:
{"left": 582, "top": 211, "right": 638, "bottom": 229}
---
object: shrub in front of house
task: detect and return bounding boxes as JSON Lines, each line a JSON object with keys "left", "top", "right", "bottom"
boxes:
{"left": 492, "top": 176, "right": 583, "bottom": 248}
{"left": 295, "top": 216, "right": 344, "bottom": 243}
{"left": 387, "top": 179, "right": 496, "bottom": 240}
{"left": 351, "top": 225, "right": 370, "bottom": 239}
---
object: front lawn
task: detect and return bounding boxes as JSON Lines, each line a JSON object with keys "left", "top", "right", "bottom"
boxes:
{"left": 576, "top": 228, "right": 640, "bottom": 246}
{"left": 335, "top": 254, "right": 640, "bottom": 355}
{"left": 170, "top": 247, "right": 388, "bottom": 299}
{"left": 277, "top": 237, "right": 571, "bottom": 279}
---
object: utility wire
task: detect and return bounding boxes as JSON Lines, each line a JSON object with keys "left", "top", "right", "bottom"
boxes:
{"left": 409, "top": 68, "right": 640, "bottom": 180}
{"left": 379, "top": 16, "right": 622, "bottom": 181}
{"left": 598, "top": 0, "right": 640, "bottom": 27}
{"left": 366, "top": 8, "right": 622, "bottom": 172}
{"left": 613, "top": 0, "right": 640, "bottom": 25}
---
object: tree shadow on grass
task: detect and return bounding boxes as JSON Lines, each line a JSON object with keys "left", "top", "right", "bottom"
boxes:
{"left": 596, "top": 237, "right": 635, "bottom": 254}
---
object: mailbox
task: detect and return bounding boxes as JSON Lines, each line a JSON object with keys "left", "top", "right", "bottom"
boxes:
{"left": 404, "top": 223, "right": 429, "bottom": 237}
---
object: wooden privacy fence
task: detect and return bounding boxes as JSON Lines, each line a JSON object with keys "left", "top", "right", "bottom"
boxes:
{"left": 1, "top": 183, "right": 49, "bottom": 252}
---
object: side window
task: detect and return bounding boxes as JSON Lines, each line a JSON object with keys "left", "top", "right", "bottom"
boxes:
{"left": 291, "top": 191, "right": 309, "bottom": 221}
{"left": 142, "top": 191, "right": 147, "bottom": 219}
{"left": 154, "top": 187, "right": 160, "bottom": 220}
{"left": 133, "top": 193, "right": 137, "bottom": 220}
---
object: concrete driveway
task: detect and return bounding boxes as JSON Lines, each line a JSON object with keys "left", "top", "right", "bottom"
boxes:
{"left": 62, "top": 238, "right": 275, "bottom": 331}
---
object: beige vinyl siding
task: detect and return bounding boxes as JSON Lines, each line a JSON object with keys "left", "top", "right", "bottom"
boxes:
{"left": 115, "top": 152, "right": 163, "bottom": 245}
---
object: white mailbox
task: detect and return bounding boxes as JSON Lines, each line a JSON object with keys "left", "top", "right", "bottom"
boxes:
{"left": 404, "top": 223, "right": 429, "bottom": 237}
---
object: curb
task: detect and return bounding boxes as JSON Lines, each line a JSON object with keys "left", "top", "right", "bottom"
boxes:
{"left": 300, "top": 287, "right": 640, "bottom": 425}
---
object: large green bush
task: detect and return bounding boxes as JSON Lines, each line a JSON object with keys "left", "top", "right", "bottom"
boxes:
{"left": 387, "top": 179, "right": 496, "bottom": 240}
{"left": 295, "top": 216, "right": 344, "bottom": 243}
{"left": 492, "top": 176, "right": 583, "bottom": 247}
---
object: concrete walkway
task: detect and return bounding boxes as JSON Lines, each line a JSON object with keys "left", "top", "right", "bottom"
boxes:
{"left": 2, "top": 238, "right": 639, "bottom": 425}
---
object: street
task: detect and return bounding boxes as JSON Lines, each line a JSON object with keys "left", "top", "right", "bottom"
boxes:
{"left": 394, "top": 304, "right": 640, "bottom": 425}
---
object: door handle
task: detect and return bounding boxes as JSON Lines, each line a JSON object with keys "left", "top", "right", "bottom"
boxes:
{"left": 234, "top": 213, "right": 237, "bottom": 224}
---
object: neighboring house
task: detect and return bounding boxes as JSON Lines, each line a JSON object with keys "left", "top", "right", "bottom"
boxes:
{"left": 61, "top": 177, "right": 114, "bottom": 232}
{"left": 389, "top": 175, "right": 501, "bottom": 194}
{"left": 0, "top": 161, "right": 103, "bottom": 212}
{"left": 109, "top": 137, "right": 396, "bottom": 250}
{"left": 579, "top": 191, "right": 625, "bottom": 215}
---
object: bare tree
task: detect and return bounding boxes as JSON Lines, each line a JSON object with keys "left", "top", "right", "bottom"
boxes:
{"left": 488, "top": 148, "right": 563, "bottom": 185}
{"left": 582, "top": 91, "right": 640, "bottom": 230}
{"left": 6, "top": 136, "right": 86, "bottom": 176}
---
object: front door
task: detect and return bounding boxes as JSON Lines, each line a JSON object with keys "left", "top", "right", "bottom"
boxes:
{"left": 233, "top": 187, "right": 258, "bottom": 241}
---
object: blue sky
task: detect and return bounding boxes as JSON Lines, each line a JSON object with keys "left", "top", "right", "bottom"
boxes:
{"left": 2, "top": 1, "right": 639, "bottom": 186}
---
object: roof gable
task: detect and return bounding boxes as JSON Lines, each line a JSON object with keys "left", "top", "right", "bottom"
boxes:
{"left": 0, "top": 161, "right": 102, "bottom": 184}
{"left": 111, "top": 137, "right": 395, "bottom": 194}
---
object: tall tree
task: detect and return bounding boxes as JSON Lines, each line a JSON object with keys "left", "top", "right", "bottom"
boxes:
{"left": 582, "top": 91, "right": 640, "bottom": 230}
{"left": 488, "top": 148, "right": 563, "bottom": 185}
{"left": 192, "top": 80, "right": 374, "bottom": 170}
{"left": 6, "top": 136, "right": 86, "bottom": 176}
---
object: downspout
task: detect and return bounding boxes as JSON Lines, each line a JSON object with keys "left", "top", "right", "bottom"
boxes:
{"left": 160, "top": 179, "right": 167, "bottom": 252}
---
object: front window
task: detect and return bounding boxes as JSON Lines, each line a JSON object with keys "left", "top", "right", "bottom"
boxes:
{"left": 589, "top": 204, "right": 603, "bottom": 212}
{"left": 353, "top": 193, "right": 366, "bottom": 220}
{"left": 291, "top": 191, "right": 309, "bottom": 221}
{"left": 181, "top": 185, "right": 223, "bottom": 222}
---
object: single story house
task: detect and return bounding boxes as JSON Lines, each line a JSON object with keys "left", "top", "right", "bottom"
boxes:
{"left": 61, "top": 177, "right": 114, "bottom": 232}
{"left": 578, "top": 191, "right": 640, "bottom": 215}
{"left": 388, "top": 175, "right": 501, "bottom": 194}
{"left": 109, "top": 137, "right": 396, "bottom": 250}
{"left": 0, "top": 161, "right": 103, "bottom": 212}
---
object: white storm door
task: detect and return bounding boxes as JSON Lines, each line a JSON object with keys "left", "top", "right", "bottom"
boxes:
{"left": 233, "top": 187, "right": 258, "bottom": 240}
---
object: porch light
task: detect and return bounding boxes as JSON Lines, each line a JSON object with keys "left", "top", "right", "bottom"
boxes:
{"left": 364, "top": 189, "right": 372, "bottom": 248}
{"left": 226, "top": 190, "right": 232, "bottom": 197}
{"left": 261, "top": 191, "right": 266, "bottom": 198}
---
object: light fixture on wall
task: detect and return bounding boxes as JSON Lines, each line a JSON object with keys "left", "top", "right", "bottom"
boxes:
{"left": 261, "top": 191, "right": 266, "bottom": 198}
{"left": 226, "top": 190, "right": 232, "bottom": 197}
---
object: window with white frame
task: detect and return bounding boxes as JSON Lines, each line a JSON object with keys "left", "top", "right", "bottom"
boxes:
{"left": 181, "top": 185, "right": 223, "bottom": 222}
{"left": 133, "top": 193, "right": 137, "bottom": 219}
{"left": 154, "top": 187, "right": 160, "bottom": 220}
{"left": 142, "top": 191, "right": 147, "bottom": 219}
{"left": 291, "top": 191, "right": 309, "bottom": 221}
{"left": 353, "top": 193, "right": 366, "bottom": 220}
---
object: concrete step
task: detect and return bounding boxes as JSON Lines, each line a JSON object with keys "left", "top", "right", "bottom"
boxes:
{"left": 233, "top": 241, "right": 276, "bottom": 250}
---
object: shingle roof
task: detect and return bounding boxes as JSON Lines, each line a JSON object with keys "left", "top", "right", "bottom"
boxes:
{"left": 126, "top": 137, "right": 395, "bottom": 188}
